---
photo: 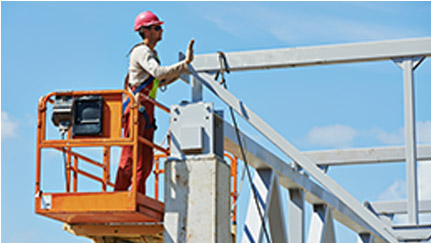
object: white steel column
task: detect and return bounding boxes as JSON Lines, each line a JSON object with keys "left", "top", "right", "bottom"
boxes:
{"left": 307, "top": 204, "right": 336, "bottom": 243}
{"left": 357, "top": 233, "right": 374, "bottom": 243}
{"left": 394, "top": 56, "right": 425, "bottom": 225}
{"left": 288, "top": 188, "right": 305, "bottom": 243}
{"left": 266, "top": 171, "right": 288, "bottom": 243}
{"left": 242, "top": 169, "right": 287, "bottom": 243}
{"left": 191, "top": 76, "right": 203, "bottom": 102}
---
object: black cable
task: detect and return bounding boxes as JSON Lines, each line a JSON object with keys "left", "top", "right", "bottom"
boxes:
{"left": 221, "top": 78, "right": 272, "bottom": 243}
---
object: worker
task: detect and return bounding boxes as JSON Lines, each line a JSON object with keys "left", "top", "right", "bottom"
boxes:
{"left": 114, "top": 10, "right": 194, "bottom": 194}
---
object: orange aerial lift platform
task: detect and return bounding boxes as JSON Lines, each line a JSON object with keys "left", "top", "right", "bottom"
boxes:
{"left": 35, "top": 89, "right": 239, "bottom": 242}
{"left": 34, "top": 90, "right": 168, "bottom": 242}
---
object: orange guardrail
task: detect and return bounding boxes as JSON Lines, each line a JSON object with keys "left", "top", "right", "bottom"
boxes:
{"left": 36, "top": 89, "right": 239, "bottom": 228}
{"left": 35, "top": 89, "right": 170, "bottom": 224}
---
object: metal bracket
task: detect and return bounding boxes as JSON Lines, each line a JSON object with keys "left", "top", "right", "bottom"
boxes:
{"left": 393, "top": 56, "right": 425, "bottom": 71}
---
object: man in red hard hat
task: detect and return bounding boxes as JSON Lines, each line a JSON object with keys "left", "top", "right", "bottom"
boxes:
{"left": 114, "top": 10, "right": 194, "bottom": 194}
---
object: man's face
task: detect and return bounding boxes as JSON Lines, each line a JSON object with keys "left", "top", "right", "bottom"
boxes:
{"left": 147, "top": 25, "right": 163, "bottom": 42}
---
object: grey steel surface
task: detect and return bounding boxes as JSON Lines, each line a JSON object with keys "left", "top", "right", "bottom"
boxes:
{"left": 191, "top": 66, "right": 397, "bottom": 242}
{"left": 307, "top": 204, "right": 336, "bottom": 243}
{"left": 288, "top": 188, "right": 305, "bottom": 243}
{"left": 192, "top": 38, "right": 431, "bottom": 72}
{"left": 169, "top": 102, "right": 224, "bottom": 159}
{"left": 191, "top": 76, "right": 203, "bottom": 102}
{"left": 223, "top": 120, "right": 395, "bottom": 242}
{"left": 394, "top": 57, "right": 424, "bottom": 225}
{"left": 391, "top": 224, "right": 431, "bottom": 242}
{"left": 186, "top": 38, "right": 431, "bottom": 242}
{"left": 370, "top": 200, "right": 431, "bottom": 215}
{"left": 256, "top": 169, "right": 288, "bottom": 243}
{"left": 358, "top": 233, "right": 374, "bottom": 243}
{"left": 303, "top": 145, "right": 431, "bottom": 166}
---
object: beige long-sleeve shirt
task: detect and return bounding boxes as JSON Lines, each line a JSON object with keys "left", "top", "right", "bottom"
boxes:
{"left": 128, "top": 44, "right": 188, "bottom": 88}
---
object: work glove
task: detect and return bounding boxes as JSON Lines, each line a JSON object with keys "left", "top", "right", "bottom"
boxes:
{"left": 185, "top": 39, "right": 195, "bottom": 64}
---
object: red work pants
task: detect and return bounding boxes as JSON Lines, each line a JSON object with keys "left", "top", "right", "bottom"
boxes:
{"left": 114, "top": 100, "right": 155, "bottom": 194}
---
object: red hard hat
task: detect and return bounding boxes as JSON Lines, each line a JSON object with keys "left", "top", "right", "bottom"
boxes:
{"left": 134, "top": 11, "right": 164, "bottom": 31}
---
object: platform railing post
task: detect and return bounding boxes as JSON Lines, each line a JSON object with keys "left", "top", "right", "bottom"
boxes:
{"left": 73, "top": 156, "right": 78, "bottom": 192}
{"left": 35, "top": 99, "right": 44, "bottom": 197}
{"left": 65, "top": 129, "right": 72, "bottom": 192}
{"left": 131, "top": 104, "right": 139, "bottom": 196}
{"left": 103, "top": 146, "right": 110, "bottom": 192}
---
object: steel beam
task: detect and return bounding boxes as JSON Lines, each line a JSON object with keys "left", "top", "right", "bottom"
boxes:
{"left": 265, "top": 171, "right": 288, "bottom": 243}
{"left": 191, "top": 76, "right": 203, "bottom": 102}
{"left": 303, "top": 145, "right": 431, "bottom": 166}
{"left": 307, "top": 204, "right": 336, "bottom": 243}
{"left": 370, "top": 200, "right": 431, "bottom": 215}
{"left": 192, "top": 38, "right": 431, "bottom": 72}
{"left": 357, "top": 233, "right": 374, "bottom": 243}
{"left": 394, "top": 57, "right": 425, "bottom": 225}
{"left": 288, "top": 188, "right": 305, "bottom": 243}
{"left": 223, "top": 121, "right": 395, "bottom": 242}
{"left": 242, "top": 169, "right": 270, "bottom": 243}
{"left": 192, "top": 66, "right": 397, "bottom": 242}
{"left": 391, "top": 224, "right": 431, "bottom": 242}
{"left": 244, "top": 169, "right": 288, "bottom": 243}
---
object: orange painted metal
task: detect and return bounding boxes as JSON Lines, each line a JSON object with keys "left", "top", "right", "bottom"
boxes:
{"left": 35, "top": 191, "right": 163, "bottom": 224}
{"left": 138, "top": 136, "right": 170, "bottom": 155}
{"left": 224, "top": 152, "right": 239, "bottom": 223}
{"left": 73, "top": 156, "right": 78, "bottom": 192}
{"left": 103, "top": 146, "right": 110, "bottom": 192}
{"left": 69, "top": 167, "right": 105, "bottom": 184}
{"left": 53, "top": 147, "right": 104, "bottom": 168}
{"left": 137, "top": 93, "right": 170, "bottom": 114}
{"left": 154, "top": 159, "right": 160, "bottom": 201}
{"left": 153, "top": 154, "right": 167, "bottom": 200}
{"left": 35, "top": 90, "right": 168, "bottom": 225}
{"left": 66, "top": 131, "right": 72, "bottom": 192}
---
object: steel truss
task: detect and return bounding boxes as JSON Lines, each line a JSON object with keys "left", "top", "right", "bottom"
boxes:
{"left": 182, "top": 38, "right": 431, "bottom": 242}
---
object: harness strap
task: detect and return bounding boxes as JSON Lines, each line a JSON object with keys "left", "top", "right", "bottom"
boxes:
{"left": 138, "top": 105, "right": 157, "bottom": 130}
{"left": 122, "top": 76, "right": 155, "bottom": 113}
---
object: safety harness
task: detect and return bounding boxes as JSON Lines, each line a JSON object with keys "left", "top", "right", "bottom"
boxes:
{"left": 122, "top": 74, "right": 160, "bottom": 130}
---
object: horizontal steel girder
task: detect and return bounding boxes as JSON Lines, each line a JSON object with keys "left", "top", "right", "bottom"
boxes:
{"left": 370, "top": 200, "right": 431, "bottom": 215}
{"left": 193, "top": 37, "right": 431, "bottom": 72}
{"left": 303, "top": 145, "right": 431, "bottom": 166}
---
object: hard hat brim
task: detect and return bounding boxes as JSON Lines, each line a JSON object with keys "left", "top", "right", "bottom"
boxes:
{"left": 134, "top": 21, "right": 164, "bottom": 31}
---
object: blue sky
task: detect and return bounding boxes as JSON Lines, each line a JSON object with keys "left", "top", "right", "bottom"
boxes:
{"left": 2, "top": 1, "right": 431, "bottom": 242}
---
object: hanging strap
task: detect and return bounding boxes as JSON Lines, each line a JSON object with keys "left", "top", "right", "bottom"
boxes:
{"left": 138, "top": 105, "right": 157, "bottom": 130}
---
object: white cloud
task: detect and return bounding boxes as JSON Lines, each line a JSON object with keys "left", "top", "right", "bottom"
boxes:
{"left": 378, "top": 180, "right": 407, "bottom": 201}
{"left": 417, "top": 121, "right": 431, "bottom": 144}
{"left": 2, "top": 111, "right": 19, "bottom": 139}
{"left": 306, "top": 124, "right": 357, "bottom": 148}
{"left": 373, "top": 127, "right": 404, "bottom": 145}
{"left": 370, "top": 120, "right": 431, "bottom": 145}
{"left": 377, "top": 162, "right": 431, "bottom": 201}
